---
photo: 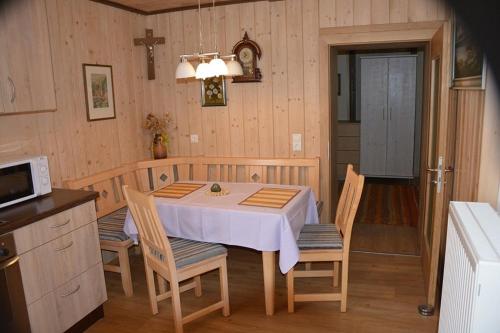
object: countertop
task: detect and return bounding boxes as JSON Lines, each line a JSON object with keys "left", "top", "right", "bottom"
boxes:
{"left": 0, "top": 188, "right": 98, "bottom": 235}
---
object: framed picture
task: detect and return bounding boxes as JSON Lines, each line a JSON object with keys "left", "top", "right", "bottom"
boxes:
{"left": 451, "top": 15, "right": 486, "bottom": 89}
{"left": 201, "top": 76, "right": 227, "bottom": 107}
{"left": 83, "top": 64, "right": 116, "bottom": 121}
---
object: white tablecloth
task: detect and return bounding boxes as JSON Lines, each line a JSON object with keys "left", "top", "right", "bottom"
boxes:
{"left": 123, "top": 182, "right": 319, "bottom": 273}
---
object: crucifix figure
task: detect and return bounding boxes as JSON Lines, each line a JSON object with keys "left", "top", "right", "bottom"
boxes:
{"left": 134, "top": 29, "right": 165, "bottom": 80}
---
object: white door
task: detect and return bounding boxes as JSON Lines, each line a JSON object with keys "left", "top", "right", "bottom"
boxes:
{"left": 386, "top": 56, "right": 417, "bottom": 177}
{"left": 360, "top": 57, "right": 388, "bottom": 176}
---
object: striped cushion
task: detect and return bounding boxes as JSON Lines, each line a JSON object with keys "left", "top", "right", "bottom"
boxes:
{"left": 97, "top": 207, "right": 130, "bottom": 242}
{"left": 169, "top": 238, "right": 227, "bottom": 269}
{"left": 298, "top": 224, "right": 343, "bottom": 249}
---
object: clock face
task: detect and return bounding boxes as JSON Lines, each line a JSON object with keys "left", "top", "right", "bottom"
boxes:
{"left": 239, "top": 47, "right": 254, "bottom": 63}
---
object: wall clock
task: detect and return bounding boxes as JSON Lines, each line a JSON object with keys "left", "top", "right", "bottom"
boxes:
{"left": 232, "top": 32, "right": 262, "bottom": 83}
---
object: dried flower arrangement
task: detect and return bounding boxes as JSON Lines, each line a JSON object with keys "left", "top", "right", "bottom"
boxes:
{"left": 143, "top": 113, "right": 172, "bottom": 159}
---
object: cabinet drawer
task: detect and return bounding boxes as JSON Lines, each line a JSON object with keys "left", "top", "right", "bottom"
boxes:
{"left": 27, "top": 263, "right": 107, "bottom": 333}
{"left": 14, "top": 201, "right": 97, "bottom": 254}
{"left": 20, "top": 221, "right": 101, "bottom": 305}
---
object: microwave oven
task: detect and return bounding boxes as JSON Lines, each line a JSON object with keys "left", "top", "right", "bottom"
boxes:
{"left": 0, "top": 155, "right": 52, "bottom": 209}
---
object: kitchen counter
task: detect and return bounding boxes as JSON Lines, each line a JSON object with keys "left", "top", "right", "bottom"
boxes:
{"left": 0, "top": 188, "right": 98, "bottom": 235}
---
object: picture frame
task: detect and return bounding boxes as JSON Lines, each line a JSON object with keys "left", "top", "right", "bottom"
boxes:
{"left": 201, "top": 76, "right": 227, "bottom": 107}
{"left": 451, "top": 15, "right": 486, "bottom": 89}
{"left": 82, "top": 64, "right": 116, "bottom": 121}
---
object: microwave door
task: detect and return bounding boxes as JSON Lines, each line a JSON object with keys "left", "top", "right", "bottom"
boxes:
{"left": 0, "top": 163, "right": 36, "bottom": 209}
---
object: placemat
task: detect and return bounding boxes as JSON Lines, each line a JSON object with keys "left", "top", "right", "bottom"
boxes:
{"left": 153, "top": 183, "right": 206, "bottom": 199}
{"left": 239, "top": 187, "right": 301, "bottom": 209}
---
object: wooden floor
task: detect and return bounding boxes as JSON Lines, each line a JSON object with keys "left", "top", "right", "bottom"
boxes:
{"left": 351, "top": 224, "right": 418, "bottom": 255}
{"left": 88, "top": 247, "right": 437, "bottom": 333}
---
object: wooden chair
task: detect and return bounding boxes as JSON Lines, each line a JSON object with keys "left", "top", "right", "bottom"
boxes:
{"left": 286, "top": 164, "right": 364, "bottom": 312}
{"left": 122, "top": 185, "right": 230, "bottom": 333}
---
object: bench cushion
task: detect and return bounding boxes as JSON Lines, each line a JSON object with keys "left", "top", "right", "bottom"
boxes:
{"left": 298, "top": 224, "right": 343, "bottom": 249}
{"left": 97, "top": 207, "right": 130, "bottom": 242}
{"left": 168, "top": 238, "right": 227, "bottom": 269}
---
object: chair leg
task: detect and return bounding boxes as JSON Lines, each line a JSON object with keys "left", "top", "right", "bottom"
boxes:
{"left": 333, "top": 261, "right": 339, "bottom": 287}
{"left": 117, "top": 247, "right": 133, "bottom": 297}
{"left": 144, "top": 264, "right": 158, "bottom": 315}
{"left": 340, "top": 260, "right": 349, "bottom": 312}
{"left": 219, "top": 260, "right": 230, "bottom": 317}
{"left": 170, "top": 281, "right": 184, "bottom": 333}
{"left": 287, "top": 268, "right": 294, "bottom": 313}
{"left": 157, "top": 274, "right": 167, "bottom": 294}
{"left": 194, "top": 276, "right": 202, "bottom": 297}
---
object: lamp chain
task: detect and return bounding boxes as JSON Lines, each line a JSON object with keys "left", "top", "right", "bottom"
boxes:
{"left": 198, "top": 0, "right": 203, "bottom": 54}
{"left": 213, "top": 0, "right": 217, "bottom": 52}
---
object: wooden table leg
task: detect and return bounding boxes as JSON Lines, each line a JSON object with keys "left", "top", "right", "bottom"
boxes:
{"left": 262, "top": 251, "right": 275, "bottom": 316}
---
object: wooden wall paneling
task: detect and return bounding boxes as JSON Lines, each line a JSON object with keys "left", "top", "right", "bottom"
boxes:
{"left": 270, "top": 1, "right": 289, "bottom": 158}
{"left": 169, "top": 11, "right": 191, "bottom": 156}
{"left": 319, "top": 0, "right": 336, "bottom": 28}
{"left": 240, "top": 2, "right": 260, "bottom": 158}
{"left": 225, "top": 4, "right": 244, "bottom": 156}
{"left": 354, "top": 0, "right": 371, "bottom": 26}
{"left": 200, "top": 8, "right": 218, "bottom": 157}
{"left": 182, "top": 9, "right": 203, "bottom": 156}
{"left": 389, "top": 0, "right": 409, "bottom": 24}
{"left": 213, "top": 7, "right": 232, "bottom": 157}
{"left": 286, "top": 0, "right": 305, "bottom": 158}
{"left": 255, "top": 0, "right": 274, "bottom": 158}
{"left": 302, "top": 0, "right": 321, "bottom": 159}
{"left": 336, "top": 0, "right": 354, "bottom": 27}
{"left": 303, "top": 0, "right": 321, "bottom": 158}
{"left": 371, "top": 0, "right": 390, "bottom": 24}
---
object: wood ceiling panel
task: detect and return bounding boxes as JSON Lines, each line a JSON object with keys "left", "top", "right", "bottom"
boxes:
{"left": 94, "top": 0, "right": 255, "bottom": 14}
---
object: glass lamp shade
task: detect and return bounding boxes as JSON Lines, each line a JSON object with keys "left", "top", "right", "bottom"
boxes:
{"left": 175, "top": 59, "right": 195, "bottom": 78}
{"left": 226, "top": 59, "right": 243, "bottom": 76}
{"left": 195, "top": 61, "right": 212, "bottom": 80}
{"left": 209, "top": 57, "right": 228, "bottom": 76}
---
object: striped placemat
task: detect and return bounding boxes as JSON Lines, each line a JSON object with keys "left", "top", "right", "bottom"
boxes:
{"left": 153, "top": 183, "right": 206, "bottom": 199}
{"left": 239, "top": 187, "right": 301, "bottom": 209}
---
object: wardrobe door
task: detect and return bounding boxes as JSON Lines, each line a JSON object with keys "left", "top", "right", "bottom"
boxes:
{"left": 386, "top": 56, "right": 417, "bottom": 177}
{"left": 360, "top": 57, "right": 388, "bottom": 176}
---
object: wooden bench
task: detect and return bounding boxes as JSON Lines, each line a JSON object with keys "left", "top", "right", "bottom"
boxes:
{"left": 63, "top": 157, "right": 321, "bottom": 296}
{"left": 63, "top": 164, "right": 138, "bottom": 297}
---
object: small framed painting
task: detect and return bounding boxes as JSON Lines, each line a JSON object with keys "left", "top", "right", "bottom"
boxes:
{"left": 83, "top": 64, "right": 116, "bottom": 121}
{"left": 451, "top": 15, "right": 486, "bottom": 89}
{"left": 201, "top": 76, "right": 227, "bottom": 107}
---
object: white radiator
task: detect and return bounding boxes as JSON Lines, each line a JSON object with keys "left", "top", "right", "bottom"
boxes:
{"left": 438, "top": 202, "right": 500, "bottom": 333}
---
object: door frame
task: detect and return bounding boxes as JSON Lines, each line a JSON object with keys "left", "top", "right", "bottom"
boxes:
{"left": 319, "top": 21, "right": 451, "bottom": 308}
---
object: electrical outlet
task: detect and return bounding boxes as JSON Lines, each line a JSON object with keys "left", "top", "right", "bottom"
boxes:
{"left": 190, "top": 134, "right": 199, "bottom": 143}
{"left": 292, "top": 133, "right": 302, "bottom": 152}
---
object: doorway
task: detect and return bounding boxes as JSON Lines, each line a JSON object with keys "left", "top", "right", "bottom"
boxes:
{"left": 332, "top": 45, "right": 426, "bottom": 255}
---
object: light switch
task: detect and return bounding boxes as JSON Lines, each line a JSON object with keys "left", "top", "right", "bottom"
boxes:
{"left": 292, "top": 133, "right": 302, "bottom": 152}
{"left": 190, "top": 134, "right": 199, "bottom": 143}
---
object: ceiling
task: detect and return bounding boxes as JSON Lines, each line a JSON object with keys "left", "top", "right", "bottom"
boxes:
{"left": 93, "top": 0, "right": 257, "bottom": 14}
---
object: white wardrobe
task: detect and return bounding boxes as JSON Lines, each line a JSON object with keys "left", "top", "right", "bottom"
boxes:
{"left": 360, "top": 55, "right": 417, "bottom": 178}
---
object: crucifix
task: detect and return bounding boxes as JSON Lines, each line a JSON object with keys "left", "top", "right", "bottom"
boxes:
{"left": 134, "top": 29, "right": 165, "bottom": 80}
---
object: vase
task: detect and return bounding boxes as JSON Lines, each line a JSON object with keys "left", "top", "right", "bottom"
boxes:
{"left": 152, "top": 134, "right": 167, "bottom": 159}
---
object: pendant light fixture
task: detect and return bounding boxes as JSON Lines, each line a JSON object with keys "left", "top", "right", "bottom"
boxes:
{"left": 175, "top": 0, "right": 243, "bottom": 79}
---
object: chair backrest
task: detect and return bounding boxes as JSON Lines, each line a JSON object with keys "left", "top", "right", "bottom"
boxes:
{"left": 122, "top": 185, "right": 177, "bottom": 280}
{"left": 63, "top": 164, "right": 139, "bottom": 218}
{"left": 335, "top": 164, "right": 364, "bottom": 253}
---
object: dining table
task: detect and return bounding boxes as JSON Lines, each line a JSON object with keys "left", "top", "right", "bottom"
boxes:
{"left": 123, "top": 181, "right": 319, "bottom": 315}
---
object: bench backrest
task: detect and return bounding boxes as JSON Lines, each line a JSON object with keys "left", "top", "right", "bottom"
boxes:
{"left": 135, "top": 157, "right": 320, "bottom": 200}
{"left": 63, "top": 157, "right": 320, "bottom": 218}
{"left": 63, "top": 164, "right": 139, "bottom": 218}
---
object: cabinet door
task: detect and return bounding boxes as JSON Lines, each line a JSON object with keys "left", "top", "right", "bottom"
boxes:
{"left": 360, "top": 57, "right": 388, "bottom": 176}
{"left": 0, "top": 0, "right": 56, "bottom": 113}
{"left": 386, "top": 56, "right": 417, "bottom": 177}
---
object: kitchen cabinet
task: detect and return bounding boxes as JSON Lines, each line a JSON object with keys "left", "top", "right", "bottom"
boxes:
{"left": 0, "top": 0, "right": 56, "bottom": 114}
